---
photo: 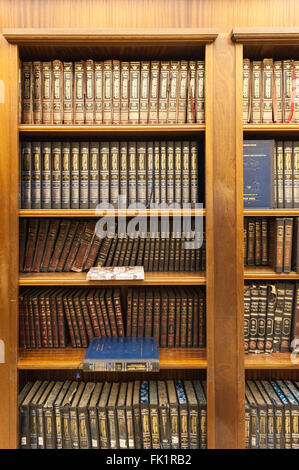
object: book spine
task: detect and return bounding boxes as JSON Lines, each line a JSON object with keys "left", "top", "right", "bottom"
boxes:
{"left": 284, "top": 141, "right": 293, "bottom": 208}
{"left": 63, "top": 221, "right": 85, "bottom": 272}
{"left": 273, "top": 283, "right": 286, "bottom": 352}
{"left": 283, "top": 218, "right": 293, "bottom": 272}
{"left": 129, "top": 61, "right": 140, "bottom": 124}
{"left": 31, "top": 219, "right": 49, "bottom": 272}
{"left": 283, "top": 59, "right": 294, "bottom": 122}
{"left": 261, "top": 218, "right": 269, "bottom": 265}
{"left": 166, "top": 141, "right": 174, "bottom": 205}
{"left": 243, "top": 59, "right": 251, "bottom": 123}
{"left": 144, "top": 290, "right": 153, "bottom": 338}
{"left": 114, "top": 290, "right": 125, "bottom": 337}
{"left": 31, "top": 142, "right": 41, "bottom": 209}
{"left": 42, "top": 62, "right": 52, "bottom": 124}
{"left": 120, "top": 62, "right": 129, "bottom": 124}
{"left": 137, "top": 288, "right": 145, "bottom": 337}
{"left": 160, "top": 289, "right": 168, "bottom": 347}
{"left": 41, "top": 142, "right": 51, "bottom": 209}
{"left": 112, "top": 60, "right": 121, "bottom": 124}
{"left": 40, "top": 220, "right": 59, "bottom": 271}
{"left": 21, "top": 142, "right": 32, "bottom": 209}
{"left": 160, "top": 141, "right": 167, "bottom": 204}
{"left": 128, "top": 142, "right": 137, "bottom": 205}
{"left": 63, "top": 62, "right": 73, "bottom": 124}
{"left": 276, "top": 141, "right": 284, "bottom": 208}
{"left": 168, "top": 61, "right": 179, "bottom": 124}
{"left": 187, "top": 61, "right": 196, "bottom": 123}
{"left": 74, "top": 61, "right": 85, "bottom": 124}
{"left": 174, "top": 141, "right": 182, "bottom": 205}
{"left": 244, "top": 286, "right": 251, "bottom": 353}
{"left": 79, "top": 142, "right": 89, "bottom": 209}
{"left": 149, "top": 61, "right": 159, "bottom": 124}
{"left": 274, "top": 61, "right": 283, "bottom": 123}
{"left": 106, "top": 291, "right": 118, "bottom": 337}
{"left": 71, "top": 221, "right": 95, "bottom": 272}
{"left": 295, "top": 61, "right": 299, "bottom": 123}
{"left": 158, "top": 61, "right": 170, "bottom": 124}
{"left": 177, "top": 60, "right": 188, "bottom": 124}
{"left": 182, "top": 141, "right": 190, "bottom": 204}
{"left": 146, "top": 141, "right": 153, "bottom": 207}
{"left": 262, "top": 58, "right": 273, "bottom": 123}
{"left": 99, "top": 141, "right": 110, "bottom": 204}
{"left": 257, "top": 284, "right": 267, "bottom": 353}
{"left": 32, "top": 61, "right": 42, "bottom": 124}
{"left": 281, "top": 283, "right": 294, "bottom": 352}
{"left": 71, "top": 142, "right": 80, "bottom": 209}
{"left": 51, "top": 142, "right": 62, "bottom": 209}
{"left": 55, "top": 293, "right": 67, "bottom": 347}
{"left": 255, "top": 218, "right": 261, "bottom": 265}
{"left": 190, "top": 141, "right": 198, "bottom": 206}
{"left": 139, "top": 61, "right": 150, "bottom": 124}
{"left": 86, "top": 292, "right": 100, "bottom": 339}
{"left": 196, "top": 60, "right": 205, "bottom": 123}
{"left": 265, "top": 284, "right": 276, "bottom": 353}
{"left": 119, "top": 142, "right": 128, "bottom": 207}
{"left": 52, "top": 59, "right": 63, "bottom": 124}
{"left": 89, "top": 142, "right": 99, "bottom": 208}
{"left": 56, "top": 221, "right": 78, "bottom": 272}
{"left": 248, "top": 284, "right": 259, "bottom": 353}
{"left": 167, "top": 290, "right": 175, "bottom": 347}
{"left": 251, "top": 61, "right": 262, "bottom": 123}
{"left": 94, "top": 61, "right": 103, "bottom": 124}
{"left": 22, "top": 62, "right": 33, "bottom": 124}
{"left": 293, "top": 142, "right": 299, "bottom": 208}
{"left": 93, "top": 292, "right": 106, "bottom": 337}
{"left": 154, "top": 142, "right": 160, "bottom": 204}
{"left": 110, "top": 142, "right": 119, "bottom": 207}
{"left": 85, "top": 59, "right": 94, "bottom": 124}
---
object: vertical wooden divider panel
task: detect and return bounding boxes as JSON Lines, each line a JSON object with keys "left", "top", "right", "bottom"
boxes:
{"left": 209, "top": 34, "right": 244, "bottom": 449}
{"left": 0, "top": 36, "right": 19, "bottom": 449}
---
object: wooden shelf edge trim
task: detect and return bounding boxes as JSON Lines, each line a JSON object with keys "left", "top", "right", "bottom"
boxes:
{"left": 19, "top": 272, "right": 206, "bottom": 286}
{"left": 19, "top": 209, "right": 206, "bottom": 217}
{"left": 17, "top": 348, "right": 207, "bottom": 370}
{"left": 244, "top": 268, "right": 299, "bottom": 279}
{"left": 232, "top": 27, "right": 299, "bottom": 44}
{"left": 18, "top": 124, "right": 205, "bottom": 133}
{"left": 3, "top": 28, "right": 218, "bottom": 45}
{"left": 244, "top": 124, "right": 299, "bottom": 132}
{"left": 245, "top": 352, "right": 299, "bottom": 369}
{"left": 244, "top": 209, "right": 299, "bottom": 216}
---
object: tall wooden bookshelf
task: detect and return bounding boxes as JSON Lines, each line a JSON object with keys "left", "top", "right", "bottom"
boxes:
{"left": 232, "top": 27, "right": 299, "bottom": 424}
{"left": 0, "top": 28, "right": 221, "bottom": 449}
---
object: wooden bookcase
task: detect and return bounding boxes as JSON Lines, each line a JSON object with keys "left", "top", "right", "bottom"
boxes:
{"left": 231, "top": 27, "right": 299, "bottom": 412}
{"left": 0, "top": 28, "right": 221, "bottom": 449}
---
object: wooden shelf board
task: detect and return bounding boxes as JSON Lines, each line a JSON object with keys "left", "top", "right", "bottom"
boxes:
{"left": 245, "top": 352, "right": 299, "bottom": 369}
{"left": 19, "top": 208, "right": 206, "bottom": 218}
{"left": 19, "top": 271, "right": 206, "bottom": 286}
{"left": 17, "top": 347, "right": 207, "bottom": 370}
{"left": 244, "top": 266, "right": 299, "bottom": 279}
{"left": 19, "top": 124, "right": 205, "bottom": 136}
{"left": 4, "top": 28, "right": 218, "bottom": 45}
{"left": 244, "top": 209, "right": 299, "bottom": 216}
{"left": 232, "top": 28, "right": 299, "bottom": 44}
{"left": 244, "top": 124, "right": 299, "bottom": 134}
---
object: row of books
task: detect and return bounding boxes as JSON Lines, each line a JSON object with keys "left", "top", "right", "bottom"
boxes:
{"left": 20, "top": 140, "right": 202, "bottom": 209}
{"left": 244, "top": 217, "right": 299, "bottom": 273}
{"left": 21, "top": 59, "right": 205, "bottom": 125}
{"left": 19, "top": 286, "right": 206, "bottom": 349}
{"left": 245, "top": 380, "right": 299, "bottom": 449}
{"left": 243, "top": 140, "right": 299, "bottom": 209}
{"left": 242, "top": 58, "right": 299, "bottom": 124}
{"left": 19, "top": 379, "right": 207, "bottom": 449}
{"left": 19, "top": 219, "right": 206, "bottom": 273}
{"left": 244, "top": 281, "right": 299, "bottom": 354}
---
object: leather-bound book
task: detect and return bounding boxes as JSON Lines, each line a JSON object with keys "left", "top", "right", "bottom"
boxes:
{"left": 52, "top": 59, "right": 63, "bottom": 124}
{"left": 74, "top": 61, "right": 85, "bottom": 124}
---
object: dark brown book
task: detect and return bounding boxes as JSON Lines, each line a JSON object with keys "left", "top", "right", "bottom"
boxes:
{"left": 81, "top": 289, "right": 98, "bottom": 341}
{"left": 136, "top": 233, "right": 146, "bottom": 267}
{"left": 192, "top": 288, "right": 199, "bottom": 347}
{"left": 273, "top": 217, "right": 285, "bottom": 273}
{"left": 48, "top": 220, "right": 71, "bottom": 272}
{"left": 152, "top": 288, "right": 160, "bottom": 345}
{"left": 29, "top": 288, "right": 41, "bottom": 348}
{"left": 261, "top": 217, "right": 269, "bottom": 266}
{"left": 113, "top": 288, "right": 125, "bottom": 337}
{"left": 159, "top": 231, "right": 166, "bottom": 271}
{"left": 153, "top": 233, "right": 160, "bottom": 271}
{"left": 167, "top": 288, "right": 175, "bottom": 347}
{"left": 63, "top": 220, "right": 87, "bottom": 272}
{"left": 93, "top": 289, "right": 106, "bottom": 337}
{"left": 160, "top": 288, "right": 168, "bottom": 347}
{"left": 31, "top": 219, "right": 50, "bottom": 273}
{"left": 247, "top": 218, "right": 255, "bottom": 266}
{"left": 144, "top": 288, "right": 153, "bottom": 338}
{"left": 67, "top": 290, "right": 83, "bottom": 347}
{"left": 131, "top": 288, "right": 138, "bottom": 337}
{"left": 19, "top": 219, "right": 28, "bottom": 272}
{"left": 53, "top": 288, "right": 67, "bottom": 347}
{"left": 111, "top": 235, "right": 124, "bottom": 267}
{"left": 142, "top": 233, "right": 151, "bottom": 272}
{"left": 104, "top": 234, "right": 118, "bottom": 267}
{"left": 23, "top": 219, "right": 39, "bottom": 273}
{"left": 123, "top": 233, "right": 134, "bottom": 267}
{"left": 168, "top": 232, "right": 175, "bottom": 272}
{"left": 71, "top": 220, "right": 96, "bottom": 272}
{"left": 118, "top": 234, "right": 128, "bottom": 267}
{"left": 244, "top": 217, "right": 248, "bottom": 265}
{"left": 100, "top": 290, "right": 112, "bottom": 337}
{"left": 180, "top": 287, "right": 188, "bottom": 347}
{"left": 186, "top": 286, "right": 194, "bottom": 347}
{"left": 163, "top": 231, "right": 170, "bottom": 272}
{"left": 198, "top": 288, "right": 206, "bottom": 348}
{"left": 62, "top": 289, "right": 77, "bottom": 347}
{"left": 174, "top": 289, "right": 181, "bottom": 348}
{"left": 147, "top": 235, "right": 155, "bottom": 272}
{"left": 56, "top": 220, "right": 79, "bottom": 272}
{"left": 137, "top": 288, "right": 145, "bottom": 337}
{"left": 255, "top": 218, "right": 262, "bottom": 265}
{"left": 37, "top": 288, "right": 49, "bottom": 347}
{"left": 84, "top": 288, "right": 100, "bottom": 338}
{"left": 105, "top": 289, "right": 118, "bottom": 337}
{"left": 44, "top": 288, "right": 54, "bottom": 348}
{"left": 126, "top": 288, "right": 133, "bottom": 337}
{"left": 19, "top": 290, "right": 27, "bottom": 348}
{"left": 179, "top": 233, "right": 186, "bottom": 272}
{"left": 95, "top": 235, "right": 113, "bottom": 267}
{"left": 283, "top": 217, "right": 293, "bottom": 273}
{"left": 83, "top": 231, "right": 103, "bottom": 271}
{"left": 292, "top": 217, "right": 299, "bottom": 273}
{"left": 40, "top": 219, "right": 60, "bottom": 272}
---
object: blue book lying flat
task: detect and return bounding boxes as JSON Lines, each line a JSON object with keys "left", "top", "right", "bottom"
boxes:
{"left": 82, "top": 337, "right": 159, "bottom": 372}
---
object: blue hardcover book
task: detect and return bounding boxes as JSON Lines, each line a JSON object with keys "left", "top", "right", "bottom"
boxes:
{"left": 82, "top": 337, "right": 159, "bottom": 372}
{"left": 243, "top": 140, "right": 275, "bottom": 208}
